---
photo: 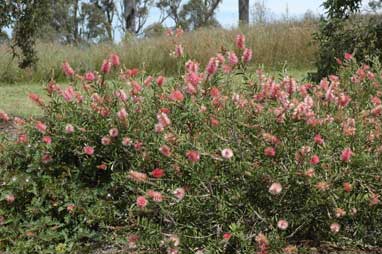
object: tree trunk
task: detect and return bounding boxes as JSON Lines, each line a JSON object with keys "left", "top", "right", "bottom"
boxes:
{"left": 239, "top": 0, "right": 249, "bottom": 25}
{"left": 124, "top": 0, "right": 136, "bottom": 34}
{"left": 73, "top": 0, "right": 79, "bottom": 43}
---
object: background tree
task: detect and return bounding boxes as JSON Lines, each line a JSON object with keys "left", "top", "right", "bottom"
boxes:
{"left": 0, "top": 0, "right": 50, "bottom": 68}
{"left": 313, "top": 0, "right": 363, "bottom": 80}
{"left": 120, "top": 0, "right": 153, "bottom": 35}
{"left": 239, "top": 0, "right": 250, "bottom": 24}
{"left": 179, "top": 0, "right": 222, "bottom": 30}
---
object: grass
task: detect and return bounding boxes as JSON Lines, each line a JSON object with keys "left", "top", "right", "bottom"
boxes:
{"left": 0, "top": 68, "right": 313, "bottom": 117}
{"left": 0, "top": 21, "right": 317, "bottom": 84}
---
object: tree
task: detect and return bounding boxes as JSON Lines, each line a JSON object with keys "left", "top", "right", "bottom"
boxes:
{"left": 239, "top": 0, "right": 249, "bottom": 25}
{"left": 179, "top": 0, "right": 222, "bottom": 30}
{"left": 313, "top": 0, "right": 363, "bottom": 80}
{"left": 120, "top": 0, "right": 153, "bottom": 35}
{"left": 251, "top": 0, "right": 269, "bottom": 24}
{"left": 0, "top": 0, "right": 50, "bottom": 68}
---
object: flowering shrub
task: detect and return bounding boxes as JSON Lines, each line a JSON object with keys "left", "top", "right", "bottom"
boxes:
{"left": 1, "top": 33, "right": 382, "bottom": 253}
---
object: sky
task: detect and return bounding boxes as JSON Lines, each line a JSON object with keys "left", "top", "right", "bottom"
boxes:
{"left": 215, "top": 0, "right": 324, "bottom": 27}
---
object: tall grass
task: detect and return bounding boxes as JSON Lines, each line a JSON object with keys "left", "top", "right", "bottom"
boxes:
{"left": 0, "top": 21, "right": 317, "bottom": 84}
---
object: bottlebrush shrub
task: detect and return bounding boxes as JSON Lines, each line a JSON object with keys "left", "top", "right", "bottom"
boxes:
{"left": 1, "top": 36, "right": 382, "bottom": 254}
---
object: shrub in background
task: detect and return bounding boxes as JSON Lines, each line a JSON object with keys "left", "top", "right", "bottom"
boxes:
{"left": 313, "top": 0, "right": 382, "bottom": 80}
{"left": 1, "top": 33, "right": 382, "bottom": 253}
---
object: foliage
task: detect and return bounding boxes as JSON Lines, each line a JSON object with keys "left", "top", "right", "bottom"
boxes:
{"left": 312, "top": 0, "right": 382, "bottom": 80}
{"left": 1, "top": 32, "right": 382, "bottom": 253}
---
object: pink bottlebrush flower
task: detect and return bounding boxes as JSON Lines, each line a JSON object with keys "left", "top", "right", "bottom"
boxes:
{"left": 110, "top": 53, "right": 120, "bottom": 66}
{"left": 185, "top": 60, "right": 200, "bottom": 73}
{"left": 206, "top": 57, "right": 218, "bottom": 75}
{"left": 173, "top": 187, "right": 186, "bottom": 201}
{"left": 335, "top": 208, "right": 346, "bottom": 218}
{"left": 66, "top": 204, "right": 76, "bottom": 213}
{"left": 62, "top": 61, "right": 74, "bottom": 77}
{"left": 343, "top": 182, "right": 352, "bottom": 192}
{"left": 159, "top": 145, "right": 172, "bottom": 157}
{"left": 330, "top": 223, "right": 340, "bottom": 234}
{"left": 144, "top": 76, "right": 153, "bottom": 86}
{"left": 223, "top": 64, "right": 233, "bottom": 73}
{"left": 175, "top": 44, "right": 184, "bottom": 57}
{"left": 84, "top": 72, "right": 95, "bottom": 82}
{"left": 221, "top": 148, "right": 234, "bottom": 159}
{"left": 186, "top": 150, "right": 200, "bottom": 163}
{"left": 223, "top": 232, "right": 232, "bottom": 241}
{"left": 228, "top": 51, "right": 239, "bottom": 66}
{"left": 131, "top": 80, "right": 142, "bottom": 95}
{"left": 305, "top": 168, "right": 315, "bottom": 178}
{"left": 269, "top": 182, "right": 282, "bottom": 195}
{"left": 216, "top": 53, "right": 226, "bottom": 64}
{"left": 62, "top": 86, "right": 76, "bottom": 102}
{"left": 371, "top": 105, "right": 382, "bottom": 116}
{"left": 65, "top": 124, "right": 74, "bottom": 134}
{"left": 277, "top": 220, "right": 289, "bottom": 230}
{"left": 156, "top": 75, "right": 165, "bottom": 87}
{"left": 134, "top": 141, "right": 143, "bottom": 151}
{"left": 115, "top": 89, "right": 128, "bottom": 102}
{"left": 314, "top": 134, "right": 324, "bottom": 145}
{"left": 151, "top": 168, "right": 165, "bottom": 178}
{"left": 147, "top": 190, "right": 163, "bottom": 202}
{"left": 338, "top": 93, "right": 351, "bottom": 107}
{"left": 371, "top": 96, "right": 381, "bottom": 106}
{"left": 185, "top": 72, "right": 202, "bottom": 87}
{"left": 310, "top": 154, "right": 320, "bottom": 165}
{"left": 344, "top": 53, "right": 353, "bottom": 60}
{"left": 109, "top": 128, "right": 119, "bottom": 138}
{"left": 157, "top": 112, "right": 171, "bottom": 127}
{"left": 341, "top": 148, "right": 353, "bottom": 162}
{"left": 169, "top": 90, "right": 184, "bottom": 102}
{"left": 235, "top": 34, "right": 246, "bottom": 49}
{"left": 264, "top": 147, "right": 276, "bottom": 158}
{"left": 28, "top": 93, "right": 44, "bottom": 107}
{"left": 101, "top": 59, "right": 112, "bottom": 74}
{"left": 97, "top": 164, "right": 107, "bottom": 171}
{"left": 122, "top": 137, "right": 131, "bottom": 146}
{"left": 5, "top": 194, "right": 15, "bottom": 204}
{"left": 42, "top": 136, "right": 52, "bottom": 144}
{"left": 315, "top": 181, "right": 330, "bottom": 191}
{"left": 242, "top": 48, "right": 253, "bottom": 63}
{"left": 129, "top": 170, "right": 147, "bottom": 182}
{"left": 101, "top": 136, "right": 112, "bottom": 145}
{"left": 370, "top": 193, "right": 380, "bottom": 206}
{"left": 83, "top": 146, "right": 94, "bottom": 156}
{"left": 41, "top": 154, "right": 53, "bottom": 164}
{"left": 210, "top": 117, "right": 220, "bottom": 126}
{"left": 136, "top": 196, "right": 148, "bottom": 208}
{"left": 210, "top": 87, "right": 221, "bottom": 97}
{"left": 13, "top": 117, "right": 26, "bottom": 126}
{"left": 154, "top": 123, "right": 164, "bottom": 133}
{"left": 17, "top": 133, "right": 28, "bottom": 144}
{"left": 117, "top": 108, "right": 128, "bottom": 121}
{"left": 35, "top": 121, "right": 47, "bottom": 134}
{"left": 0, "top": 111, "right": 10, "bottom": 122}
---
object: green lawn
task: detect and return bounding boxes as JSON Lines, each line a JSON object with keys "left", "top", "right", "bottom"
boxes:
{"left": 0, "top": 82, "right": 47, "bottom": 117}
{"left": 0, "top": 68, "right": 314, "bottom": 118}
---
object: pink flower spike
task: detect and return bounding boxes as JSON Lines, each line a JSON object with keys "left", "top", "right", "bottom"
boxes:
{"left": 344, "top": 53, "right": 353, "bottom": 61}
{"left": 269, "top": 182, "right": 282, "bottom": 195}
{"left": 341, "top": 148, "right": 353, "bottom": 162}
{"left": 83, "top": 146, "right": 94, "bottom": 156}
{"left": 136, "top": 196, "right": 148, "bottom": 208}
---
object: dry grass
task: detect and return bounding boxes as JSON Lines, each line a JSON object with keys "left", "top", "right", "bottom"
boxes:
{"left": 0, "top": 21, "right": 317, "bottom": 84}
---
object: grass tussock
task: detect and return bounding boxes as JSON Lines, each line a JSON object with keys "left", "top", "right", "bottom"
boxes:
{"left": 0, "top": 21, "right": 317, "bottom": 84}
